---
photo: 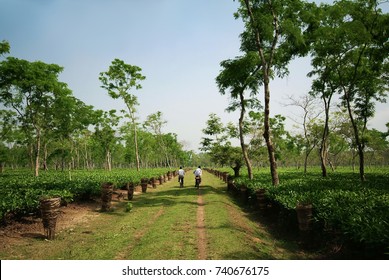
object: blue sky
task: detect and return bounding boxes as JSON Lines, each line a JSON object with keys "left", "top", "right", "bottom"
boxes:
{"left": 1, "top": 0, "right": 388, "bottom": 150}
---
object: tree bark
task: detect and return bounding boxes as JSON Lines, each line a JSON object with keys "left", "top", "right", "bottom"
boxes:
{"left": 263, "top": 81, "right": 279, "bottom": 186}
{"left": 319, "top": 115, "right": 329, "bottom": 177}
{"left": 239, "top": 91, "right": 253, "bottom": 180}
{"left": 34, "top": 128, "right": 41, "bottom": 177}
{"left": 29, "top": 144, "right": 34, "bottom": 171}
{"left": 232, "top": 165, "right": 241, "bottom": 177}
{"left": 244, "top": 0, "right": 279, "bottom": 186}
{"left": 43, "top": 142, "right": 48, "bottom": 171}
{"left": 159, "top": 136, "right": 171, "bottom": 169}
{"left": 133, "top": 122, "right": 140, "bottom": 171}
{"left": 344, "top": 88, "right": 365, "bottom": 181}
{"left": 319, "top": 92, "right": 333, "bottom": 177}
{"left": 319, "top": 141, "right": 327, "bottom": 177}
{"left": 106, "top": 149, "right": 112, "bottom": 171}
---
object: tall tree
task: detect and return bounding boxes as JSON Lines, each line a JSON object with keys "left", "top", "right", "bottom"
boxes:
{"left": 0, "top": 57, "right": 71, "bottom": 176}
{"left": 162, "top": 133, "right": 186, "bottom": 168}
{"left": 285, "top": 94, "right": 321, "bottom": 173}
{"left": 309, "top": 0, "right": 389, "bottom": 181}
{"left": 247, "top": 111, "right": 294, "bottom": 167}
{"left": 309, "top": 61, "right": 338, "bottom": 177}
{"left": 99, "top": 59, "right": 145, "bottom": 171}
{"left": 235, "top": 0, "right": 314, "bottom": 185}
{"left": 200, "top": 114, "right": 244, "bottom": 176}
{"left": 216, "top": 51, "right": 262, "bottom": 179}
{"left": 200, "top": 113, "right": 225, "bottom": 152}
{"left": 93, "top": 110, "right": 121, "bottom": 171}
{"left": 49, "top": 96, "right": 98, "bottom": 170}
{"left": 143, "top": 111, "right": 171, "bottom": 168}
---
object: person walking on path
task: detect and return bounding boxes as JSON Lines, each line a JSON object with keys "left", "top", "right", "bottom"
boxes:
{"left": 178, "top": 166, "right": 185, "bottom": 188}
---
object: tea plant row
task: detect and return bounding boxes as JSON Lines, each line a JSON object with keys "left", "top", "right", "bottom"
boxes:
{"left": 215, "top": 168, "right": 389, "bottom": 248}
{"left": 0, "top": 168, "right": 172, "bottom": 221}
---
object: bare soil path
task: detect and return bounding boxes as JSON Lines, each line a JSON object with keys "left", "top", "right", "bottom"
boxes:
{"left": 196, "top": 188, "right": 207, "bottom": 259}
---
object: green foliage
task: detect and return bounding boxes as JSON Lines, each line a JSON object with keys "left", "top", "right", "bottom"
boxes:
{"left": 216, "top": 51, "right": 262, "bottom": 98}
{"left": 99, "top": 59, "right": 145, "bottom": 99}
{"left": 0, "top": 168, "right": 171, "bottom": 220}
{"left": 99, "top": 58, "right": 145, "bottom": 120}
{"left": 308, "top": 0, "right": 389, "bottom": 181}
{"left": 200, "top": 113, "right": 245, "bottom": 175}
{"left": 125, "top": 202, "right": 133, "bottom": 212}
{"left": 0, "top": 40, "right": 10, "bottom": 55}
{"left": 99, "top": 59, "right": 146, "bottom": 171}
{"left": 236, "top": 0, "right": 314, "bottom": 75}
{"left": 0, "top": 55, "right": 96, "bottom": 176}
{"left": 231, "top": 168, "right": 389, "bottom": 246}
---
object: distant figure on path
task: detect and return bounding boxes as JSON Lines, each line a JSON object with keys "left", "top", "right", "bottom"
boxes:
{"left": 193, "top": 166, "right": 202, "bottom": 188}
{"left": 178, "top": 166, "right": 185, "bottom": 188}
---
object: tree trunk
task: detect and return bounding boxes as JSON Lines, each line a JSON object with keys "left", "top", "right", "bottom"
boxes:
{"left": 159, "top": 136, "right": 171, "bottom": 169}
{"left": 304, "top": 151, "right": 309, "bottom": 174}
{"left": 328, "top": 157, "right": 335, "bottom": 171}
{"left": 239, "top": 92, "right": 253, "bottom": 180}
{"left": 320, "top": 140, "right": 328, "bottom": 176}
{"left": 43, "top": 142, "right": 48, "bottom": 171}
{"left": 29, "top": 144, "right": 34, "bottom": 171}
{"left": 34, "top": 128, "right": 41, "bottom": 177}
{"left": 320, "top": 96, "right": 331, "bottom": 177}
{"left": 84, "top": 142, "right": 90, "bottom": 170}
{"left": 243, "top": 0, "right": 279, "bottom": 186}
{"left": 263, "top": 81, "right": 279, "bottom": 186}
{"left": 106, "top": 149, "right": 112, "bottom": 171}
{"left": 232, "top": 166, "right": 241, "bottom": 177}
{"left": 319, "top": 141, "right": 328, "bottom": 177}
{"left": 76, "top": 146, "right": 80, "bottom": 169}
{"left": 351, "top": 149, "right": 356, "bottom": 172}
{"left": 344, "top": 88, "right": 365, "bottom": 181}
{"left": 357, "top": 144, "right": 365, "bottom": 181}
{"left": 134, "top": 122, "right": 140, "bottom": 171}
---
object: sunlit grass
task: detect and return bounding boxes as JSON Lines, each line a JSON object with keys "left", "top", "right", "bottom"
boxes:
{"left": 202, "top": 173, "right": 315, "bottom": 260}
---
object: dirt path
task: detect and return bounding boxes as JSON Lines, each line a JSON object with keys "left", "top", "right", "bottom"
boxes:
{"left": 0, "top": 200, "right": 101, "bottom": 245}
{"left": 196, "top": 188, "right": 207, "bottom": 259}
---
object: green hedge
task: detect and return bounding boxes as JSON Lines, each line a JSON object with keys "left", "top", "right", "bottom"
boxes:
{"left": 228, "top": 169, "right": 389, "bottom": 247}
{"left": 0, "top": 168, "right": 172, "bottom": 220}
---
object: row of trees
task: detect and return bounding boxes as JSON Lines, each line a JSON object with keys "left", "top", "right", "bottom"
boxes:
{"left": 200, "top": 110, "right": 389, "bottom": 175}
{"left": 204, "top": 0, "right": 388, "bottom": 183}
{"left": 0, "top": 41, "right": 191, "bottom": 175}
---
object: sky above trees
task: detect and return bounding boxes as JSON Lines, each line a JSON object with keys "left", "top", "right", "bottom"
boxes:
{"left": 1, "top": 0, "right": 388, "bottom": 150}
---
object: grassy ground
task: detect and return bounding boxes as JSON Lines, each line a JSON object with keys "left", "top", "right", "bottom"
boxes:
{"left": 0, "top": 171, "right": 318, "bottom": 260}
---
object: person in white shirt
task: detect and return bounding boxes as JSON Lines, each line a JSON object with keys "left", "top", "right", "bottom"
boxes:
{"left": 178, "top": 166, "right": 185, "bottom": 187}
{"left": 193, "top": 166, "right": 202, "bottom": 177}
{"left": 193, "top": 166, "right": 202, "bottom": 187}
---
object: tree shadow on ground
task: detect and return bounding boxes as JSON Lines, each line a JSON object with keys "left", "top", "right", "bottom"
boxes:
{"left": 21, "top": 233, "right": 46, "bottom": 240}
{"left": 224, "top": 186, "right": 388, "bottom": 260}
{"left": 125, "top": 185, "right": 215, "bottom": 209}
